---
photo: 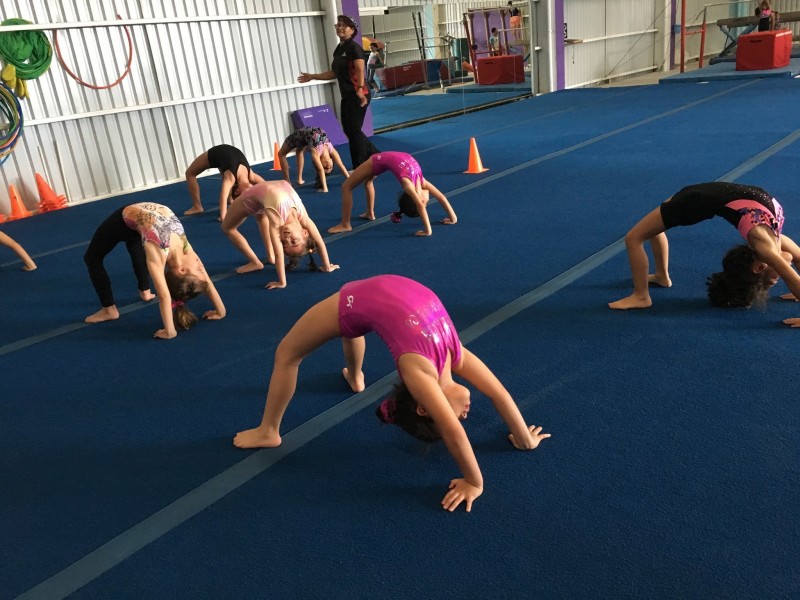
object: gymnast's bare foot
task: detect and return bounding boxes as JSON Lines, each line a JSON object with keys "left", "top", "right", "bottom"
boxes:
{"left": 608, "top": 294, "right": 652, "bottom": 310}
{"left": 21, "top": 262, "right": 37, "bottom": 271}
{"left": 328, "top": 223, "right": 352, "bottom": 233}
{"left": 233, "top": 427, "right": 281, "bottom": 449}
{"left": 184, "top": 206, "right": 204, "bottom": 216}
{"left": 139, "top": 289, "right": 156, "bottom": 302}
{"left": 358, "top": 212, "right": 375, "bottom": 221}
{"left": 85, "top": 306, "right": 120, "bottom": 323}
{"left": 648, "top": 273, "right": 672, "bottom": 288}
{"left": 236, "top": 261, "right": 265, "bottom": 274}
{"left": 342, "top": 367, "right": 365, "bottom": 393}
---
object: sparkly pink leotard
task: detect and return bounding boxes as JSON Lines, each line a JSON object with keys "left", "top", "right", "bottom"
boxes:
{"left": 338, "top": 275, "right": 461, "bottom": 376}
{"left": 371, "top": 152, "right": 423, "bottom": 186}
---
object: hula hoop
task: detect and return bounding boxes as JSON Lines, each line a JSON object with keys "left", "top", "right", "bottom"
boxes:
{"left": 54, "top": 14, "right": 133, "bottom": 90}
{"left": 0, "top": 81, "right": 22, "bottom": 165}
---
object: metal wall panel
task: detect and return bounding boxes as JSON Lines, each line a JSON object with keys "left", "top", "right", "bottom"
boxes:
{"left": 0, "top": 0, "right": 330, "bottom": 215}
{"left": 564, "top": 0, "right": 661, "bottom": 88}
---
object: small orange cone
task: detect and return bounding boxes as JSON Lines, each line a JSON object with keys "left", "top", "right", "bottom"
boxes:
{"left": 464, "top": 137, "right": 488, "bottom": 174}
{"left": 272, "top": 142, "right": 281, "bottom": 171}
{"left": 7, "top": 184, "right": 32, "bottom": 220}
{"left": 35, "top": 173, "right": 68, "bottom": 213}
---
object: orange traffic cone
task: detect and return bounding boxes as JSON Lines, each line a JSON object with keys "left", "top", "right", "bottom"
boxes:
{"left": 35, "top": 173, "right": 68, "bottom": 213}
{"left": 272, "top": 142, "right": 281, "bottom": 171}
{"left": 464, "top": 137, "right": 488, "bottom": 174}
{"left": 7, "top": 184, "right": 32, "bottom": 220}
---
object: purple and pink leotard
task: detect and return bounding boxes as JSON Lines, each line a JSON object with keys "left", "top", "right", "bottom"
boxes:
{"left": 371, "top": 152, "right": 423, "bottom": 187}
{"left": 338, "top": 275, "right": 462, "bottom": 376}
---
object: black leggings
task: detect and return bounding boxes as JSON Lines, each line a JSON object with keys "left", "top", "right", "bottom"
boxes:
{"left": 340, "top": 94, "right": 380, "bottom": 168}
{"left": 83, "top": 206, "right": 150, "bottom": 307}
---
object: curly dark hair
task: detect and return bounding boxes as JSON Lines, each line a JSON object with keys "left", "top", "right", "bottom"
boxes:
{"left": 706, "top": 245, "right": 772, "bottom": 308}
{"left": 375, "top": 382, "right": 441, "bottom": 443}
{"left": 165, "top": 270, "right": 208, "bottom": 330}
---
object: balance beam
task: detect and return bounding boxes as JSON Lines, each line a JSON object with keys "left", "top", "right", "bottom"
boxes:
{"left": 717, "top": 10, "right": 800, "bottom": 28}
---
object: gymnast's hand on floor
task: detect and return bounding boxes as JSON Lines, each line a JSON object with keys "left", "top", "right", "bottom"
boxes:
{"left": 780, "top": 293, "right": 797, "bottom": 301}
{"left": 442, "top": 478, "right": 483, "bottom": 512}
{"left": 508, "top": 425, "right": 551, "bottom": 450}
{"left": 154, "top": 328, "right": 177, "bottom": 340}
{"left": 266, "top": 281, "right": 286, "bottom": 290}
{"left": 783, "top": 317, "right": 800, "bottom": 327}
{"left": 203, "top": 309, "right": 223, "bottom": 320}
{"left": 442, "top": 217, "right": 456, "bottom": 225}
{"left": 319, "top": 263, "right": 340, "bottom": 273}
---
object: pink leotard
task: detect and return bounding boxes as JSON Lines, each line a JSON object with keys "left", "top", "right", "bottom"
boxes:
{"left": 371, "top": 152, "right": 423, "bottom": 186}
{"left": 727, "top": 200, "right": 783, "bottom": 241}
{"left": 237, "top": 181, "right": 307, "bottom": 221}
{"left": 338, "top": 275, "right": 462, "bottom": 376}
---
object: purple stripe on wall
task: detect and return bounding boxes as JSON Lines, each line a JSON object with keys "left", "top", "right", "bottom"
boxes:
{"left": 670, "top": 0, "right": 677, "bottom": 70}
{"left": 340, "top": 0, "right": 362, "bottom": 46}
{"left": 555, "top": 0, "right": 565, "bottom": 89}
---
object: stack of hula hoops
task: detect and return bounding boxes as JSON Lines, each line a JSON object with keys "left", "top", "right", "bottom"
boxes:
{"left": 0, "top": 17, "right": 52, "bottom": 164}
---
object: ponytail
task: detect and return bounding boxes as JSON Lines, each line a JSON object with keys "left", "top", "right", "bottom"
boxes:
{"left": 374, "top": 382, "right": 441, "bottom": 443}
{"left": 165, "top": 270, "right": 208, "bottom": 330}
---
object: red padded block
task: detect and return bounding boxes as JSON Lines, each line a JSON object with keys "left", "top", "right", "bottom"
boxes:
{"left": 476, "top": 54, "right": 525, "bottom": 85}
{"left": 736, "top": 29, "right": 792, "bottom": 71}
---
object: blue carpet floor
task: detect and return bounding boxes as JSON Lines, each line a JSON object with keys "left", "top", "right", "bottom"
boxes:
{"left": 3, "top": 78, "right": 800, "bottom": 599}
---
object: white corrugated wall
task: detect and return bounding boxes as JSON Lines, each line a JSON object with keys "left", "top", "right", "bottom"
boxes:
{"left": 0, "top": 0, "right": 332, "bottom": 214}
{"left": 563, "top": 0, "right": 665, "bottom": 88}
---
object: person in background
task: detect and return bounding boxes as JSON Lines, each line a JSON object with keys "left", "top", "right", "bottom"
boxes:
{"left": 277, "top": 127, "right": 349, "bottom": 193}
{"left": 366, "top": 42, "right": 384, "bottom": 93}
{"left": 328, "top": 151, "right": 457, "bottom": 236}
{"left": 183, "top": 144, "right": 265, "bottom": 221}
{"left": 297, "top": 15, "right": 380, "bottom": 170}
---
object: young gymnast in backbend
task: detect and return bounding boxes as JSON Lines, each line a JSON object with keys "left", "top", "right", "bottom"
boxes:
{"left": 220, "top": 180, "right": 339, "bottom": 289}
{"left": 608, "top": 182, "right": 800, "bottom": 323}
{"left": 183, "top": 144, "right": 266, "bottom": 220}
{"left": 84, "top": 202, "right": 225, "bottom": 338}
{"left": 327, "top": 151, "right": 457, "bottom": 236}
{"left": 233, "top": 274, "right": 550, "bottom": 512}
{"left": 0, "top": 230, "right": 37, "bottom": 271}
{"left": 277, "top": 127, "right": 350, "bottom": 192}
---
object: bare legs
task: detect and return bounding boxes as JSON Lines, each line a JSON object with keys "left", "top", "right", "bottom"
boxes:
{"left": 360, "top": 179, "right": 376, "bottom": 221}
{"left": 0, "top": 231, "right": 36, "bottom": 271}
{"left": 234, "top": 293, "right": 348, "bottom": 449}
{"left": 328, "top": 178, "right": 377, "bottom": 234}
{"left": 221, "top": 201, "right": 264, "bottom": 273}
{"left": 342, "top": 336, "right": 366, "bottom": 392}
{"left": 328, "top": 182, "right": 356, "bottom": 233}
{"left": 184, "top": 153, "right": 210, "bottom": 215}
{"left": 609, "top": 207, "right": 672, "bottom": 310}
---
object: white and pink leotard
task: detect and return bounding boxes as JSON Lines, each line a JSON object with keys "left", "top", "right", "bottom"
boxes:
{"left": 237, "top": 181, "right": 307, "bottom": 222}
